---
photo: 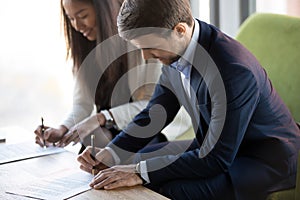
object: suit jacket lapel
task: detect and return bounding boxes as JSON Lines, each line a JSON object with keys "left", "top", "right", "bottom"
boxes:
{"left": 167, "top": 67, "right": 193, "bottom": 113}
{"left": 190, "top": 67, "right": 202, "bottom": 108}
{"left": 190, "top": 19, "right": 212, "bottom": 108}
{"left": 189, "top": 20, "right": 214, "bottom": 139}
{"left": 167, "top": 65, "right": 205, "bottom": 137}
{"left": 167, "top": 20, "right": 214, "bottom": 139}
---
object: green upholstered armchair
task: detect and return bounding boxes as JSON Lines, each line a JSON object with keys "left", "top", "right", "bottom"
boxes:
{"left": 236, "top": 13, "right": 300, "bottom": 200}
{"left": 236, "top": 13, "right": 300, "bottom": 122}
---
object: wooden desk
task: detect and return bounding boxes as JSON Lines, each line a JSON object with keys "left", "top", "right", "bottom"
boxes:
{"left": 0, "top": 146, "right": 169, "bottom": 200}
{"left": 72, "top": 185, "right": 169, "bottom": 200}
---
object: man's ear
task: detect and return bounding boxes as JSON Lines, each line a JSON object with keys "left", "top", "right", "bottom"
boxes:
{"left": 173, "top": 23, "right": 187, "bottom": 38}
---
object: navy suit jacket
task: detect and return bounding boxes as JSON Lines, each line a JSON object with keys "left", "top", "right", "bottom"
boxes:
{"left": 108, "top": 20, "right": 300, "bottom": 199}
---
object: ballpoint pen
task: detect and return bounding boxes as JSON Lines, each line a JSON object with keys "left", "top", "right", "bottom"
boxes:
{"left": 91, "top": 134, "right": 96, "bottom": 176}
{"left": 41, "top": 117, "right": 46, "bottom": 148}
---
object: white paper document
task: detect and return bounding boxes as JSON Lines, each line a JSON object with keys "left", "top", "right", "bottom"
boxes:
{"left": 6, "top": 168, "right": 93, "bottom": 200}
{"left": 0, "top": 142, "right": 66, "bottom": 164}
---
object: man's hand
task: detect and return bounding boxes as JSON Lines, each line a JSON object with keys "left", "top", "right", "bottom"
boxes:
{"left": 90, "top": 164, "right": 143, "bottom": 190}
{"left": 77, "top": 147, "right": 114, "bottom": 174}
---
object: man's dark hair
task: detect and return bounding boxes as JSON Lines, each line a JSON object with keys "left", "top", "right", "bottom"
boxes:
{"left": 117, "top": 0, "right": 193, "bottom": 40}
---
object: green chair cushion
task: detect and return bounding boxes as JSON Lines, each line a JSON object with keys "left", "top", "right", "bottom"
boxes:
{"left": 266, "top": 189, "right": 295, "bottom": 200}
{"left": 236, "top": 13, "right": 300, "bottom": 122}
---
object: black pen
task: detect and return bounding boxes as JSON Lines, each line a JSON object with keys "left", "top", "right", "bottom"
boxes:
{"left": 91, "top": 134, "right": 96, "bottom": 176}
{"left": 41, "top": 117, "right": 46, "bottom": 148}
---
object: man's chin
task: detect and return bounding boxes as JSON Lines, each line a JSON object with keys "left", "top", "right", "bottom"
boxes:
{"left": 159, "top": 59, "right": 172, "bottom": 65}
{"left": 159, "top": 56, "right": 180, "bottom": 65}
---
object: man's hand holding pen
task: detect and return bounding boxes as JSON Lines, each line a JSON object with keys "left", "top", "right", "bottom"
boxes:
{"left": 77, "top": 147, "right": 113, "bottom": 175}
{"left": 77, "top": 147, "right": 143, "bottom": 190}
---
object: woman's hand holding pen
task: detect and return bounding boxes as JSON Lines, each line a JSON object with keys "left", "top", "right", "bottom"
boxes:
{"left": 34, "top": 125, "right": 67, "bottom": 147}
{"left": 77, "top": 147, "right": 114, "bottom": 175}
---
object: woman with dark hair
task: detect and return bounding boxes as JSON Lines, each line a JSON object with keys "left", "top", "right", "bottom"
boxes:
{"left": 34, "top": 0, "right": 191, "bottom": 151}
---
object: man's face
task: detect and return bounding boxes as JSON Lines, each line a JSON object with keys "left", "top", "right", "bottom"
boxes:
{"left": 131, "top": 33, "right": 185, "bottom": 65}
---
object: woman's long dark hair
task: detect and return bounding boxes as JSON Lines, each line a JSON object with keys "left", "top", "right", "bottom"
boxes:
{"left": 61, "top": 0, "right": 129, "bottom": 109}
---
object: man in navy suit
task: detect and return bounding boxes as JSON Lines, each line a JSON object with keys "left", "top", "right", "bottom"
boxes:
{"left": 77, "top": 0, "right": 300, "bottom": 199}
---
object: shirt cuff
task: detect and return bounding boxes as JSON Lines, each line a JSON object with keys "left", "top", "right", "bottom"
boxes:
{"left": 140, "top": 161, "right": 150, "bottom": 183}
{"left": 104, "top": 147, "right": 121, "bottom": 165}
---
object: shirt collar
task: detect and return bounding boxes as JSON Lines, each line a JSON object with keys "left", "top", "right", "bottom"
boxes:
{"left": 170, "top": 19, "right": 200, "bottom": 78}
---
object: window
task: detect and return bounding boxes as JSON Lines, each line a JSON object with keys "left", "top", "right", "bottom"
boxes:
{"left": 256, "top": 0, "right": 300, "bottom": 17}
{"left": 256, "top": 0, "right": 287, "bottom": 14}
{"left": 0, "top": 0, "right": 73, "bottom": 132}
{"left": 193, "top": 0, "right": 300, "bottom": 37}
{"left": 190, "top": 0, "right": 211, "bottom": 23}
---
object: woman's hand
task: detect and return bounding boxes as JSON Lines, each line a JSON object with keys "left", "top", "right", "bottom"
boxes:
{"left": 58, "top": 115, "right": 100, "bottom": 147}
{"left": 34, "top": 125, "right": 67, "bottom": 147}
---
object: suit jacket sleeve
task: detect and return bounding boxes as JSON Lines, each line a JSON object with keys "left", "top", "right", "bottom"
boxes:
{"left": 107, "top": 66, "right": 181, "bottom": 162}
{"left": 109, "top": 60, "right": 161, "bottom": 130}
{"left": 110, "top": 60, "right": 192, "bottom": 138}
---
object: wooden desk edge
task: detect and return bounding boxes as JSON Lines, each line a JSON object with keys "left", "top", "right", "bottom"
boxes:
{"left": 71, "top": 185, "right": 170, "bottom": 200}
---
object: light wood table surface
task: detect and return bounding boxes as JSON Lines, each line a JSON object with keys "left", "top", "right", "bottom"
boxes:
{"left": 72, "top": 185, "right": 170, "bottom": 200}
{"left": 0, "top": 127, "right": 169, "bottom": 200}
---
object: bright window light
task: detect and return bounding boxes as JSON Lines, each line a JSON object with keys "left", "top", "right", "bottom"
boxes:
{"left": 0, "top": 0, "right": 73, "bottom": 132}
{"left": 256, "top": 0, "right": 287, "bottom": 14}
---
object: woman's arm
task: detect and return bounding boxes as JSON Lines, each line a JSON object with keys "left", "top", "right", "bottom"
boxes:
{"left": 62, "top": 77, "right": 95, "bottom": 129}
